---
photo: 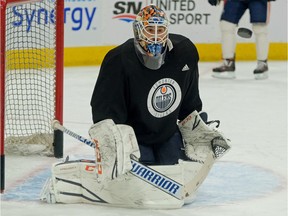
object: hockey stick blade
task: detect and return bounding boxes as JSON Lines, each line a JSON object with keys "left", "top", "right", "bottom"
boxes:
{"left": 51, "top": 120, "right": 184, "bottom": 200}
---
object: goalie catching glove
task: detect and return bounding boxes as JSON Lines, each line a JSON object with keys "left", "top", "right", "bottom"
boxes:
{"left": 178, "top": 111, "right": 231, "bottom": 163}
{"left": 89, "top": 119, "right": 140, "bottom": 182}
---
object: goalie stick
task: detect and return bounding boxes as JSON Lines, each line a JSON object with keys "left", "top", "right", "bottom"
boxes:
{"left": 51, "top": 120, "right": 184, "bottom": 200}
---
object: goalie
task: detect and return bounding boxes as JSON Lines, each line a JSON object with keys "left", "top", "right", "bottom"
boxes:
{"left": 91, "top": 4, "right": 222, "bottom": 166}
{"left": 40, "top": 5, "right": 231, "bottom": 209}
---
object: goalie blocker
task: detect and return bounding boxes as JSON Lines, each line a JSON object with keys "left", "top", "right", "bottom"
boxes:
{"left": 40, "top": 111, "right": 230, "bottom": 209}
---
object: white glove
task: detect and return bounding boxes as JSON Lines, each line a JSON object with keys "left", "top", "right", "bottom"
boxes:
{"left": 178, "top": 111, "right": 231, "bottom": 163}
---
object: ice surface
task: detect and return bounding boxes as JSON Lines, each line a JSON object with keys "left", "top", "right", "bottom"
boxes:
{"left": 1, "top": 61, "right": 287, "bottom": 216}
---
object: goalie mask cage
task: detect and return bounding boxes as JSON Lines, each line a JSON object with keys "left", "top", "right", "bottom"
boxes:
{"left": 0, "top": 0, "right": 64, "bottom": 192}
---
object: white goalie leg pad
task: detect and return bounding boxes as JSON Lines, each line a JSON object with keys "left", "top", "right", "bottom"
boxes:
{"left": 178, "top": 111, "right": 231, "bottom": 163}
{"left": 40, "top": 157, "right": 99, "bottom": 204}
{"left": 40, "top": 155, "right": 213, "bottom": 208}
{"left": 89, "top": 119, "right": 140, "bottom": 182}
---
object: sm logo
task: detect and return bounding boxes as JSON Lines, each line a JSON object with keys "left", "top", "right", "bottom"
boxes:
{"left": 112, "top": 1, "right": 146, "bottom": 23}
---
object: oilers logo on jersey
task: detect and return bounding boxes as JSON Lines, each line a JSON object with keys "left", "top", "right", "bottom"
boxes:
{"left": 147, "top": 78, "right": 181, "bottom": 118}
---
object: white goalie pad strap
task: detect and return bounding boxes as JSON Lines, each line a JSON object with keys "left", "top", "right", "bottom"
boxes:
{"left": 178, "top": 111, "right": 231, "bottom": 163}
{"left": 88, "top": 119, "right": 140, "bottom": 181}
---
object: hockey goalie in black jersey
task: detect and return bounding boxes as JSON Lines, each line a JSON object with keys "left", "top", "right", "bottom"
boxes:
{"left": 91, "top": 5, "right": 208, "bottom": 165}
{"left": 41, "top": 5, "right": 231, "bottom": 209}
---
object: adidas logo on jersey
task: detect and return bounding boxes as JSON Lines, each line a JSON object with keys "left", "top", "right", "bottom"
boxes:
{"left": 182, "top": 64, "right": 190, "bottom": 71}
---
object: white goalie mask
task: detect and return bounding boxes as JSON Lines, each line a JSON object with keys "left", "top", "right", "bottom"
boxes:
{"left": 133, "top": 5, "right": 169, "bottom": 70}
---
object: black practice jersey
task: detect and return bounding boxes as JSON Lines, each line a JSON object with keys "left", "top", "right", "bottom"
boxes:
{"left": 91, "top": 33, "right": 202, "bottom": 145}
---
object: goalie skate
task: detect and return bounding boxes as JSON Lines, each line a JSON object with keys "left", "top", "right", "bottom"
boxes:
{"left": 40, "top": 178, "right": 56, "bottom": 204}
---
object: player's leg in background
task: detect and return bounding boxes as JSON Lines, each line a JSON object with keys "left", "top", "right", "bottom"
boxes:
{"left": 250, "top": 0, "right": 269, "bottom": 80}
{"left": 212, "top": 0, "right": 247, "bottom": 79}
